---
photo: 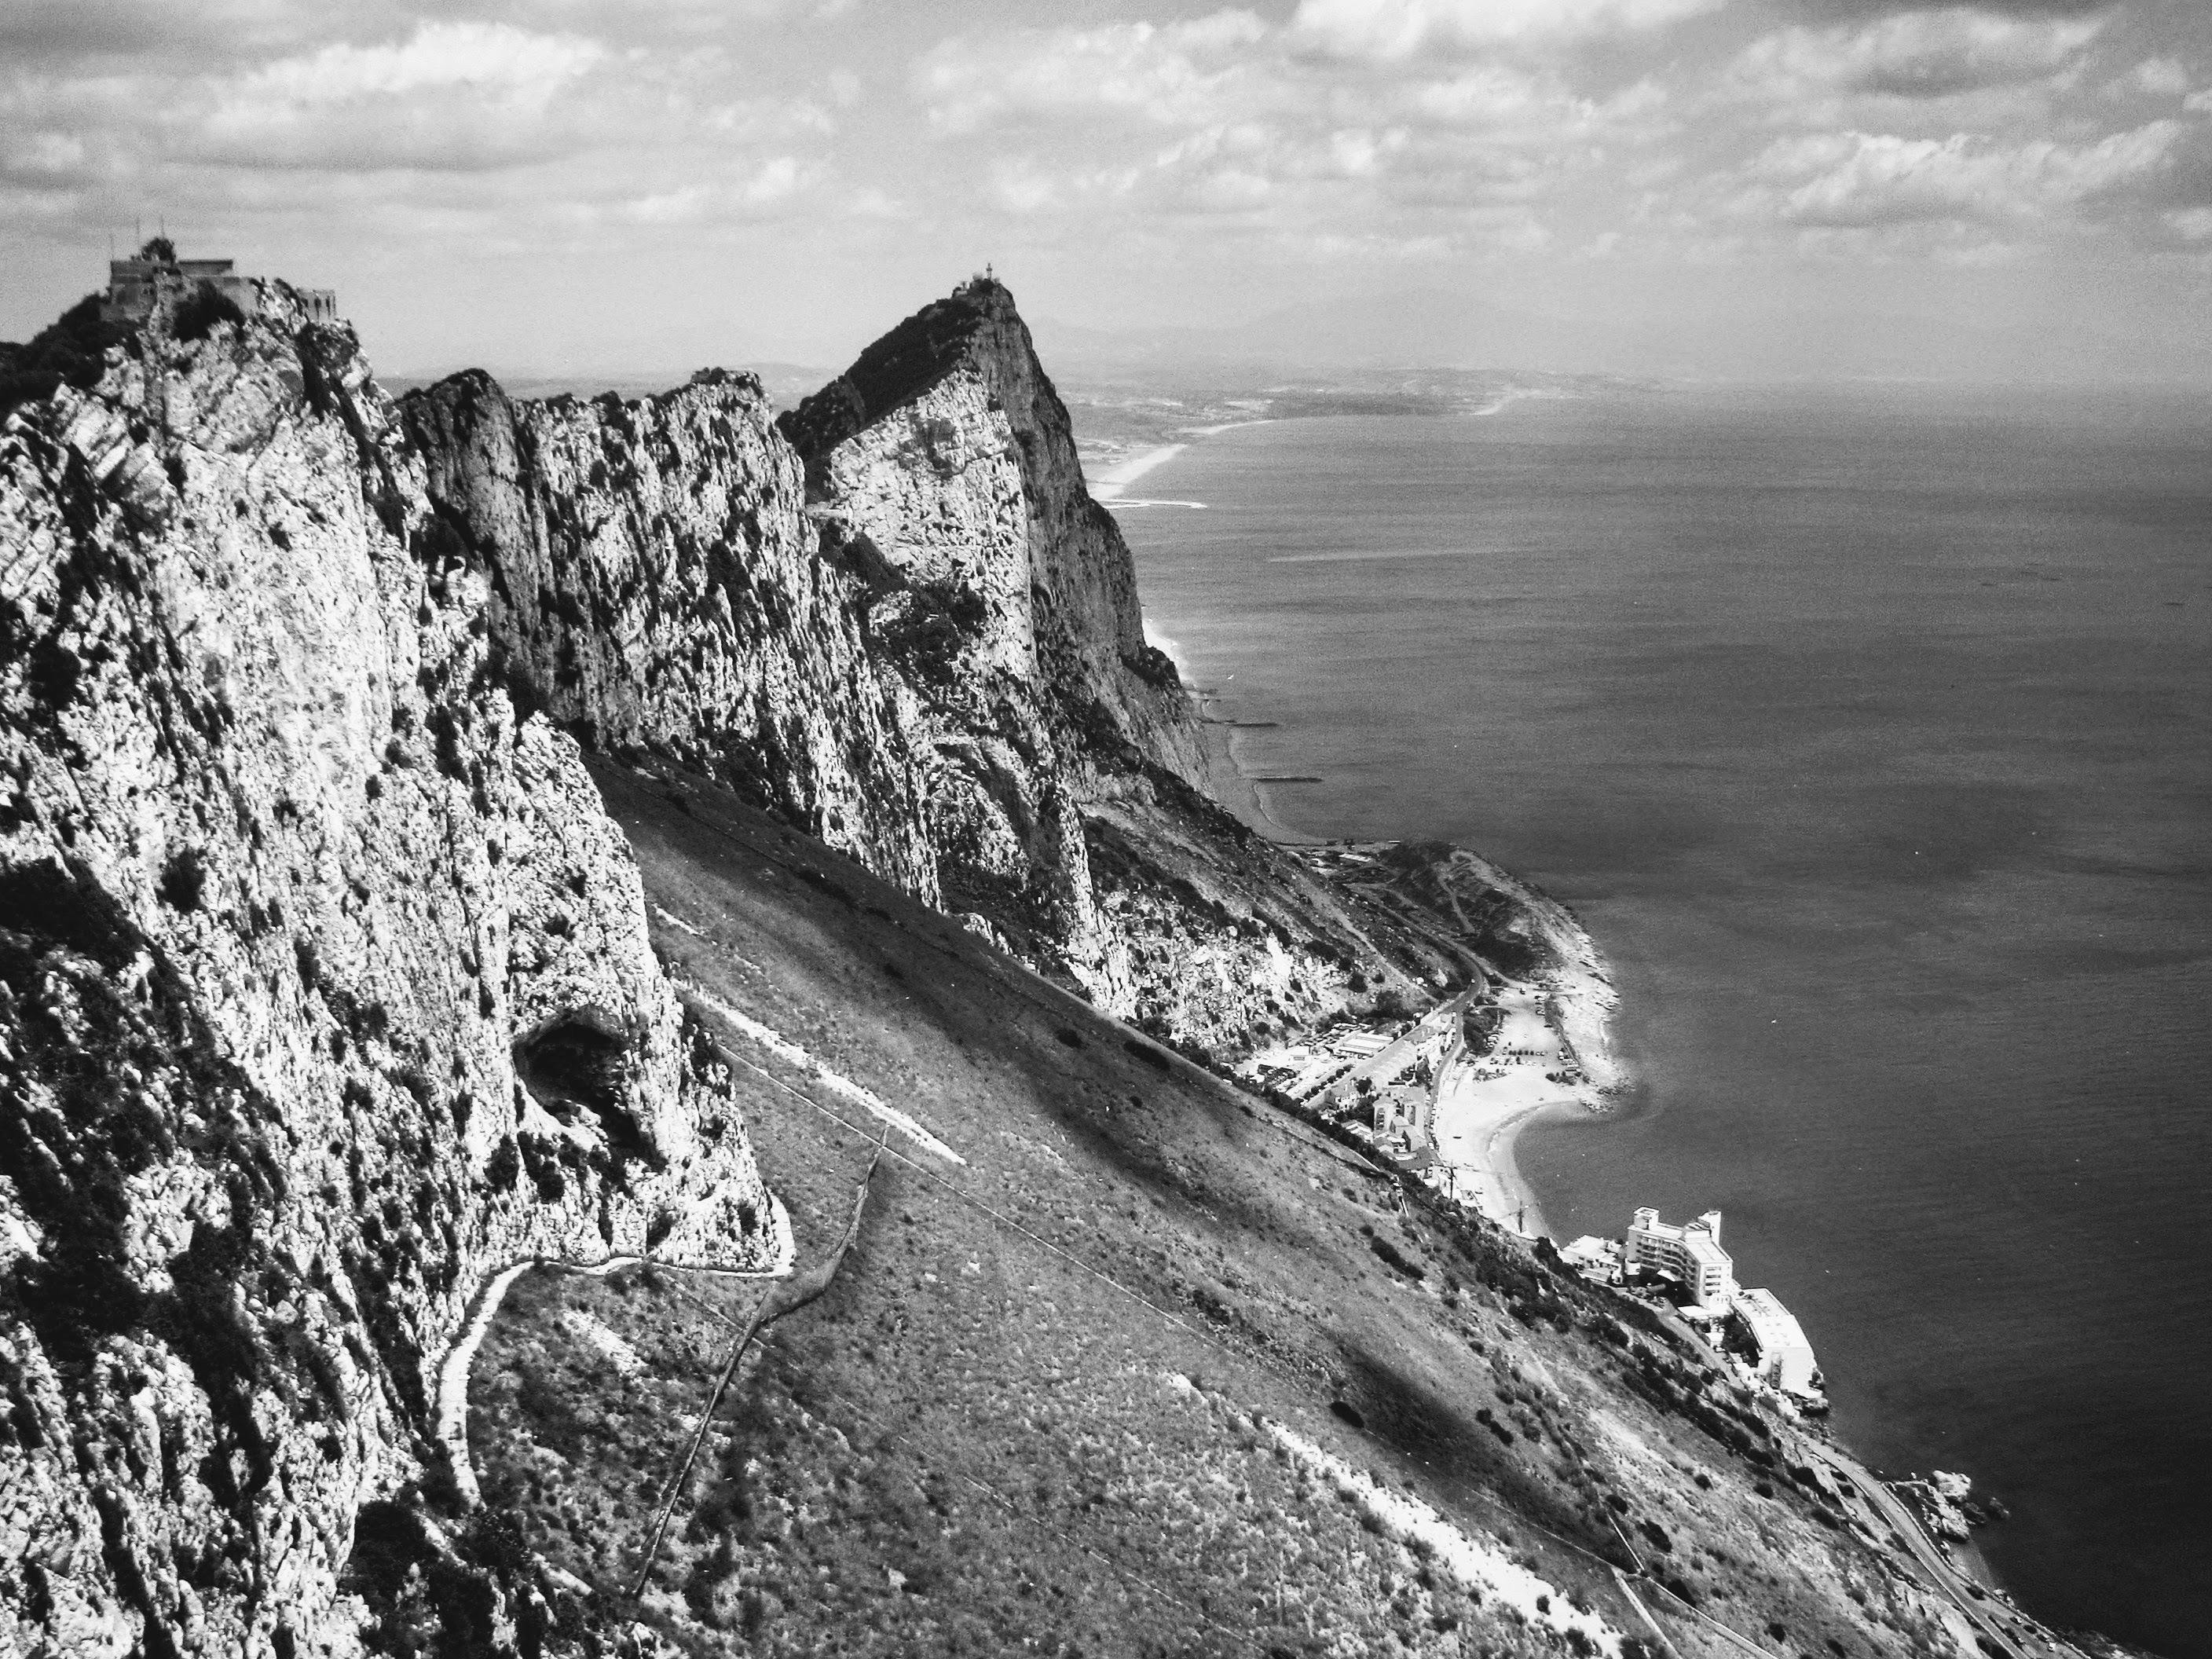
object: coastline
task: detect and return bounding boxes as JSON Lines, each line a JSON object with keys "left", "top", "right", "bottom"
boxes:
{"left": 1127, "top": 427, "right": 1622, "bottom": 1246}
{"left": 1194, "top": 691, "right": 1326, "bottom": 846}
{"left": 1092, "top": 442, "right": 1190, "bottom": 502}
{"left": 1102, "top": 405, "right": 2130, "bottom": 1658}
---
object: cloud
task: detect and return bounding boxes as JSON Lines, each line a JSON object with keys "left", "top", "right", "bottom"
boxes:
{"left": 1729, "top": 8, "right": 2107, "bottom": 108}
{"left": 1287, "top": 0, "right": 1725, "bottom": 60}
{"left": 914, "top": 14, "right": 1268, "bottom": 134}
{"left": 0, "top": 8, "right": 842, "bottom": 258}
{"left": 174, "top": 22, "right": 610, "bottom": 171}
{"left": 908, "top": 8, "right": 1676, "bottom": 261}
{"left": 1752, "top": 119, "right": 2186, "bottom": 226}
{"left": 2125, "top": 57, "right": 2194, "bottom": 98}
{"left": 242, "top": 21, "right": 602, "bottom": 105}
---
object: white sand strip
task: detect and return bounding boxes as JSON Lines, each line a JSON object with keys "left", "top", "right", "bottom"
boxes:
{"left": 679, "top": 979, "right": 967, "bottom": 1165}
{"left": 1175, "top": 418, "right": 1274, "bottom": 437}
{"left": 1091, "top": 443, "right": 1187, "bottom": 501}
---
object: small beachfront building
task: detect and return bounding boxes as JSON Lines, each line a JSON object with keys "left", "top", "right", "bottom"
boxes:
{"left": 1561, "top": 1236, "right": 1621, "bottom": 1282}
{"left": 1626, "top": 1207, "right": 1736, "bottom": 1309}
{"left": 1731, "top": 1288, "right": 1818, "bottom": 1394}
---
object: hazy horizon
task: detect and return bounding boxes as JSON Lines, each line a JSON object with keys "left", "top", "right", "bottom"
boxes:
{"left": 5, "top": 0, "right": 2210, "bottom": 385}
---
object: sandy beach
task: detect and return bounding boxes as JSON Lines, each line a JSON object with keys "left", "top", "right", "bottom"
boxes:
{"left": 1427, "top": 982, "right": 1609, "bottom": 1239}
{"left": 1091, "top": 442, "right": 1192, "bottom": 502}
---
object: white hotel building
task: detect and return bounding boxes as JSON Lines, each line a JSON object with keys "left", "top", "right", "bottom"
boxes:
{"left": 1732, "top": 1288, "right": 1819, "bottom": 1396}
{"left": 1626, "top": 1207, "right": 1736, "bottom": 1309}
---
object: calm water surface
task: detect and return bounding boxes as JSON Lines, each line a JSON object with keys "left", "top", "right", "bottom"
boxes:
{"left": 1113, "top": 385, "right": 2212, "bottom": 1657}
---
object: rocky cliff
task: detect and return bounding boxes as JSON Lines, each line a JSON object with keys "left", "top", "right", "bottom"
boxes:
{"left": 405, "top": 279, "right": 1580, "bottom": 1057}
{"left": 2, "top": 271, "right": 1623, "bottom": 1658}
{"left": 1, "top": 279, "right": 782, "bottom": 1657}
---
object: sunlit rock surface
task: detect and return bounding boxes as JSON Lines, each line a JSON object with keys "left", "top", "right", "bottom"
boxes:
{"left": 0, "top": 284, "right": 780, "bottom": 1657}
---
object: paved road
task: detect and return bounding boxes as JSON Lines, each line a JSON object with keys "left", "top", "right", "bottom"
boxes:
{"left": 1804, "top": 1441, "right": 2048, "bottom": 1659}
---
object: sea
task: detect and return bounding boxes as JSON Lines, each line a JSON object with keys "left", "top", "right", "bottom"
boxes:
{"left": 1111, "top": 382, "right": 2212, "bottom": 1658}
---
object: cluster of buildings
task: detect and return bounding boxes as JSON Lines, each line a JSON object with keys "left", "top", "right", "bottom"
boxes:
{"left": 1563, "top": 1207, "right": 1822, "bottom": 1404}
{"left": 101, "top": 245, "right": 336, "bottom": 328}
{"left": 1236, "top": 1012, "right": 1430, "bottom": 1105}
{"left": 1233, "top": 1005, "right": 1462, "bottom": 1174}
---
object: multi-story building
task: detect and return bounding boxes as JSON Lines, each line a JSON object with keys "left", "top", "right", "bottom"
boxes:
{"left": 1626, "top": 1207, "right": 1735, "bottom": 1309}
{"left": 1731, "top": 1287, "right": 1818, "bottom": 1395}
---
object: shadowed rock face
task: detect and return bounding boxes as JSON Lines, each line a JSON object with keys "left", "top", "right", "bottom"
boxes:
{"left": 0, "top": 284, "right": 781, "bottom": 1658}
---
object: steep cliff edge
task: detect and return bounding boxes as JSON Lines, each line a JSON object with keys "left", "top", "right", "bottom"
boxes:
{"left": 775, "top": 281, "right": 1613, "bottom": 1053}
{"left": 400, "top": 277, "right": 1577, "bottom": 1057}
{"left": 1, "top": 282, "right": 782, "bottom": 1657}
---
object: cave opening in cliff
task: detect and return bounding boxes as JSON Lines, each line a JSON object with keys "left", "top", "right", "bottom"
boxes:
{"left": 512, "top": 1013, "right": 660, "bottom": 1170}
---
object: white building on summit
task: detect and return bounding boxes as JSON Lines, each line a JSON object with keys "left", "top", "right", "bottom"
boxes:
{"left": 1626, "top": 1207, "right": 1736, "bottom": 1309}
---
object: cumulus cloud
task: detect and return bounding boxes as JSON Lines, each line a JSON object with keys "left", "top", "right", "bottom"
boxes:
{"left": 914, "top": 13, "right": 1269, "bottom": 134}
{"left": 3, "top": 0, "right": 2207, "bottom": 369}
{"left": 1288, "top": 0, "right": 1724, "bottom": 61}
{"left": 242, "top": 21, "right": 601, "bottom": 105}
{"left": 909, "top": 7, "right": 1677, "bottom": 259}
{"left": 1752, "top": 119, "right": 2185, "bottom": 226}
{"left": 0, "top": 6, "right": 854, "bottom": 284}
{"left": 179, "top": 22, "right": 608, "bottom": 171}
{"left": 1728, "top": 8, "right": 2106, "bottom": 108}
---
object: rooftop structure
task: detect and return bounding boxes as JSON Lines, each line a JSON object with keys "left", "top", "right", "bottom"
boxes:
{"left": 1627, "top": 1206, "right": 1735, "bottom": 1310}
{"left": 101, "top": 243, "right": 336, "bottom": 328}
{"left": 1373, "top": 1080, "right": 1431, "bottom": 1142}
{"left": 1730, "top": 1288, "right": 1818, "bottom": 1395}
{"left": 1560, "top": 1236, "right": 1621, "bottom": 1281}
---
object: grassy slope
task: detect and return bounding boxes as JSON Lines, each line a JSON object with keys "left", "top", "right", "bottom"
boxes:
{"left": 466, "top": 757, "right": 1983, "bottom": 1659}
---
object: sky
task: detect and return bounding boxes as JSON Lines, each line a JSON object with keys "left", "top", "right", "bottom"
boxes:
{"left": 3, "top": 0, "right": 2209, "bottom": 380}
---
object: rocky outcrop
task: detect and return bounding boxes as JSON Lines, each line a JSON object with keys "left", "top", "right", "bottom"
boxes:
{"left": 777, "top": 281, "right": 1585, "bottom": 1049}
{"left": 401, "top": 368, "right": 939, "bottom": 902}
{"left": 0, "top": 283, "right": 781, "bottom": 1657}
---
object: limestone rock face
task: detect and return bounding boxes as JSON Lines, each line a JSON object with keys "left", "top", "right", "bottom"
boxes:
{"left": 402, "top": 368, "right": 939, "bottom": 903}
{"left": 0, "top": 285, "right": 781, "bottom": 1658}
{"left": 778, "top": 282, "right": 1573, "bottom": 1051}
